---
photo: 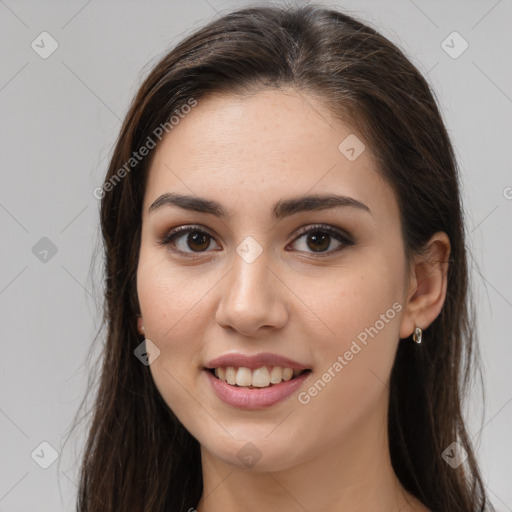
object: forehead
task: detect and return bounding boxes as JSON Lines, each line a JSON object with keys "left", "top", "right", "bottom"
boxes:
{"left": 143, "top": 88, "right": 397, "bottom": 223}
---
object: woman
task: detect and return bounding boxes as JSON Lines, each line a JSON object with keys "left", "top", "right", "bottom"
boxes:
{"left": 73, "top": 4, "right": 493, "bottom": 511}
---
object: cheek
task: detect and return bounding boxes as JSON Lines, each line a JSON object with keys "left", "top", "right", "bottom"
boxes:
{"left": 136, "top": 253, "right": 212, "bottom": 424}
{"left": 300, "top": 248, "right": 405, "bottom": 398}
{"left": 136, "top": 249, "right": 214, "bottom": 369}
{"left": 286, "top": 263, "right": 404, "bottom": 459}
{"left": 300, "top": 244, "right": 404, "bottom": 339}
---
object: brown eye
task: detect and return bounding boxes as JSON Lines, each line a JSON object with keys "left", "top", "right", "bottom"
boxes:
{"left": 159, "top": 226, "right": 219, "bottom": 255}
{"left": 183, "top": 231, "right": 211, "bottom": 252}
{"left": 288, "top": 224, "right": 354, "bottom": 257}
{"left": 304, "top": 231, "right": 331, "bottom": 252}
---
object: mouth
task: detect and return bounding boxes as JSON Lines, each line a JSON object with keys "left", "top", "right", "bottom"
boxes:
{"left": 205, "top": 366, "right": 312, "bottom": 389}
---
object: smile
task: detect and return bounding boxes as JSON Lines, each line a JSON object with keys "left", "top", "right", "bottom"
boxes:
{"left": 207, "top": 366, "right": 309, "bottom": 388}
{"left": 204, "top": 367, "right": 312, "bottom": 409}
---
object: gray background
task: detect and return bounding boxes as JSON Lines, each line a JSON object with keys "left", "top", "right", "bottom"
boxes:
{"left": 1, "top": 0, "right": 511, "bottom": 510}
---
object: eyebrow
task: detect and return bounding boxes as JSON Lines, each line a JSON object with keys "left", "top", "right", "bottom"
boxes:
{"left": 148, "top": 192, "right": 371, "bottom": 219}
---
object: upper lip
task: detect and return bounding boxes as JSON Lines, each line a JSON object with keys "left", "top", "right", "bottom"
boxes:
{"left": 205, "top": 352, "right": 311, "bottom": 370}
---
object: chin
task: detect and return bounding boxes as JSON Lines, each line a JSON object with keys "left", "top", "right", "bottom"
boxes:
{"left": 200, "top": 435, "right": 306, "bottom": 473}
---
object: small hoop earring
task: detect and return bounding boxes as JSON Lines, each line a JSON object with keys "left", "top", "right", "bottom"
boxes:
{"left": 412, "top": 326, "right": 422, "bottom": 344}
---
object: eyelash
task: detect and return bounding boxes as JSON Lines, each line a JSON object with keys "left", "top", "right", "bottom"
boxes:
{"left": 158, "top": 223, "right": 354, "bottom": 259}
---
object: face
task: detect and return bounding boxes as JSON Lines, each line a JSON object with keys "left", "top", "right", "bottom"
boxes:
{"left": 136, "top": 88, "right": 410, "bottom": 472}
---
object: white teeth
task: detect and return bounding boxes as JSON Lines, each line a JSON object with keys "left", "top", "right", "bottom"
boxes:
{"left": 212, "top": 366, "right": 305, "bottom": 387}
{"left": 269, "top": 366, "right": 283, "bottom": 384}
{"left": 235, "top": 367, "right": 253, "bottom": 387}
{"left": 225, "top": 366, "right": 237, "bottom": 385}
{"left": 252, "top": 367, "right": 270, "bottom": 387}
{"left": 282, "top": 368, "right": 293, "bottom": 381}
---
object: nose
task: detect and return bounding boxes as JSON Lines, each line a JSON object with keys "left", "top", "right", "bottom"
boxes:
{"left": 215, "top": 248, "right": 289, "bottom": 337}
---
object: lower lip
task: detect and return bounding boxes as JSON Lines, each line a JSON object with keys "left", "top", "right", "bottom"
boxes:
{"left": 204, "top": 369, "right": 311, "bottom": 410}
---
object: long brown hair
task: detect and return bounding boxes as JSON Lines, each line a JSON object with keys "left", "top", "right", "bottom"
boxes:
{"left": 68, "top": 4, "right": 493, "bottom": 511}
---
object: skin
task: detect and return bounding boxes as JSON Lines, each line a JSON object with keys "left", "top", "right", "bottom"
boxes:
{"left": 136, "top": 87, "right": 450, "bottom": 512}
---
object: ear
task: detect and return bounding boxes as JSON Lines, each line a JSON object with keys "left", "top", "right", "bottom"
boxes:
{"left": 399, "top": 232, "right": 451, "bottom": 339}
